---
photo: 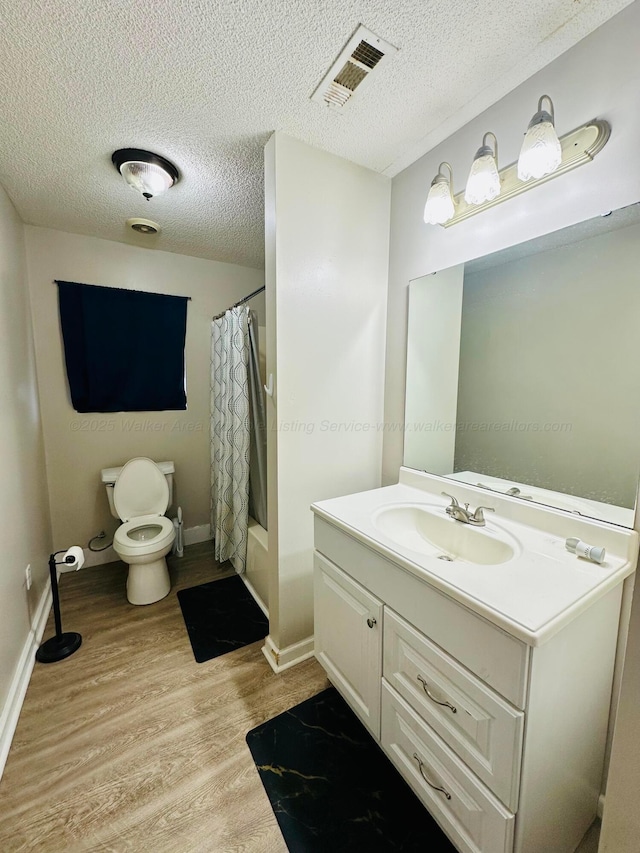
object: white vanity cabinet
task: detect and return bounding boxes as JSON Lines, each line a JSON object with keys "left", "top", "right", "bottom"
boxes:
{"left": 313, "top": 513, "right": 627, "bottom": 853}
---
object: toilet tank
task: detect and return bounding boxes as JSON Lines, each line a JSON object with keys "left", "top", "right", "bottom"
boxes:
{"left": 101, "top": 460, "right": 175, "bottom": 519}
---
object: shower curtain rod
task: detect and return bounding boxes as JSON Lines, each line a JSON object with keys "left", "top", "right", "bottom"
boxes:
{"left": 212, "top": 285, "right": 265, "bottom": 320}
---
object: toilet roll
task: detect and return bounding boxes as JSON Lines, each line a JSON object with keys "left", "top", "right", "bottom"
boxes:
{"left": 63, "top": 546, "right": 85, "bottom": 571}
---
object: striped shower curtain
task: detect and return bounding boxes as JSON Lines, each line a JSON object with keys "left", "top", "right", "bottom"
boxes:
{"left": 210, "top": 307, "right": 251, "bottom": 573}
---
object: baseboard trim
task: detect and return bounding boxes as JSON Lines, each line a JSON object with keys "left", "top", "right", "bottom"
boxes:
{"left": 0, "top": 578, "right": 52, "bottom": 780}
{"left": 262, "top": 634, "right": 315, "bottom": 673}
{"left": 183, "top": 524, "right": 211, "bottom": 547}
{"left": 239, "top": 574, "right": 268, "bottom": 618}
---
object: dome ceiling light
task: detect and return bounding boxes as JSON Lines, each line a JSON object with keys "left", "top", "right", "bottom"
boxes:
{"left": 112, "top": 148, "right": 179, "bottom": 200}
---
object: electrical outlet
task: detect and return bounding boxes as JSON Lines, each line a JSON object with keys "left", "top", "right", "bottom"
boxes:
{"left": 25, "top": 564, "right": 32, "bottom": 591}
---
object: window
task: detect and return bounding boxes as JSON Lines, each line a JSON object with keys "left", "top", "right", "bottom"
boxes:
{"left": 57, "top": 280, "right": 189, "bottom": 412}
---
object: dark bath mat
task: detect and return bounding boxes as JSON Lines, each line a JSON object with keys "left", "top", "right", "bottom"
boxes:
{"left": 177, "top": 574, "right": 268, "bottom": 663}
{"left": 246, "top": 687, "right": 457, "bottom": 852}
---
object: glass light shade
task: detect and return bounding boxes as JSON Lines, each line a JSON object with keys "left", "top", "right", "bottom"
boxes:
{"left": 119, "top": 161, "right": 175, "bottom": 198}
{"left": 464, "top": 151, "right": 501, "bottom": 205}
{"left": 423, "top": 178, "right": 455, "bottom": 225}
{"left": 518, "top": 120, "right": 562, "bottom": 181}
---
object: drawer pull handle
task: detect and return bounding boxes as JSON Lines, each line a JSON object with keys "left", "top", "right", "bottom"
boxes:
{"left": 417, "top": 675, "right": 457, "bottom": 714}
{"left": 412, "top": 753, "right": 452, "bottom": 800}
{"left": 366, "top": 617, "right": 377, "bottom": 629}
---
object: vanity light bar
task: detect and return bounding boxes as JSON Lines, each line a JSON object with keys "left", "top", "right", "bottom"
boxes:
{"left": 442, "top": 119, "right": 610, "bottom": 228}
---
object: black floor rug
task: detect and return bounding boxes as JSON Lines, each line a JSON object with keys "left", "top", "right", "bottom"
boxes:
{"left": 177, "top": 575, "right": 268, "bottom": 663}
{"left": 246, "top": 687, "right": 457, "bottom": 852}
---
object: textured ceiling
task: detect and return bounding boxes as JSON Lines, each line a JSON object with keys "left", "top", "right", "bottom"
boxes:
{"left": 0, "top": 0, "right": 633, "bottom": 270}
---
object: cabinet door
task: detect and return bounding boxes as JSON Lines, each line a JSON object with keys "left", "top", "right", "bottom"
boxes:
{"left": 314, "top": 552, "right": 383, "bottom": 738}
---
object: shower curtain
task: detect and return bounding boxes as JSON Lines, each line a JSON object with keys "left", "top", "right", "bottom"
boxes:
{"left": 210, "top": 306, "right": 267, "bottom": 573}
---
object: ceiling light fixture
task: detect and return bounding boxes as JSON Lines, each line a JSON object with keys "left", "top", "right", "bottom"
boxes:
{"left": 518, "top": 95, "right": 562, "bottom": 181}
{"left": 465, "top": 132, "right": 500, "bottom": 205}
{"left": 422, "top": 100, "right": 610, "bottom": 229}
{"left": 423, "top": 162, "right": 455, "bottom": 225}
{"left": 112, "top": 148, "right": 179, "bottom": 200}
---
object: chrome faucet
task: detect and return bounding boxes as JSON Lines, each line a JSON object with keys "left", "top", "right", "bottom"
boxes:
{"left": 441, "top": 492, "right": 495, "bottom": 526}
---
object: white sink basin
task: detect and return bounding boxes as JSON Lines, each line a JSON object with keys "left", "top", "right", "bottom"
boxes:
{"left": 372, "top": 503, "right": 517, "bottom": 565}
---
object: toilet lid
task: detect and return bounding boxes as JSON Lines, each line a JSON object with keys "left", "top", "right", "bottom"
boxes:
{"left": 113, "top": 457, "right": 169, "bottom": 522}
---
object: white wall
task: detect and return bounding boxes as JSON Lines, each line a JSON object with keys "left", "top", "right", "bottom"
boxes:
{"left": 265, "top": 133, "right": 390, "bottom": 660}
{"left": 24, "top": 227, "right": 263, "bottom": 553}
{"left": 0, "top": 186, "right": 52, "bottom": 769}
{"left": 383, "top": 1, "right": 640, "bottom": 485}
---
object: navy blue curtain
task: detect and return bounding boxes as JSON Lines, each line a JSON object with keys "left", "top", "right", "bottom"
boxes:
{"left": 57, "top": 280, "right": 189, "bottom": 412}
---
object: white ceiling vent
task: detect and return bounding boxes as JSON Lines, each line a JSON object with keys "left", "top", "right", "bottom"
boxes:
{"left": 311, "top": 25, "right": 398, "bottom": 110}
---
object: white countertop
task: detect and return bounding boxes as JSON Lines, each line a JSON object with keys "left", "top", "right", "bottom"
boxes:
{"left": 311, "top": 470, "right": 639, "bottom": 646}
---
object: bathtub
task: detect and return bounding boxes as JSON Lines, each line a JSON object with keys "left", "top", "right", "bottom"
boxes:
{"left": 244, "top": 518, "right": 269, "bottom": 615}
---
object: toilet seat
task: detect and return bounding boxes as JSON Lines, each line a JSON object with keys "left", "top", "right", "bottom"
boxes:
{"left": 114, "top": 515, "right": 175, "bottom": 557}
{"left": 113, "top": 457, "right": 169, "bottom": 522}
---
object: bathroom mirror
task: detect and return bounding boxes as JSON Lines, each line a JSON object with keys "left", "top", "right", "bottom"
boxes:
{"left": 404, "top": 202, "right": 640, "bottom": 527}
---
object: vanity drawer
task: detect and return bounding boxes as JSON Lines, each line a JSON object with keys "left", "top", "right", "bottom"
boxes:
{"left": 381, "top": 682, "right": 514, "bottom": 853}
{"left": 383, "top": 608, "right": 523, "bottom": 810}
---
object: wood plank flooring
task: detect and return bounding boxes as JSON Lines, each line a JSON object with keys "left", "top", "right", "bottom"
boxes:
{"left": 0, "top": 543, "right": 329, "bottom": 853}
{"left": 0, "top": 541, "right": 601, "bottom": 853}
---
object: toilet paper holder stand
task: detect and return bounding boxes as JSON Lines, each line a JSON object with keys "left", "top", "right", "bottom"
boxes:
{"left": 36, "top": 547, "right": 85, "bottom": 664}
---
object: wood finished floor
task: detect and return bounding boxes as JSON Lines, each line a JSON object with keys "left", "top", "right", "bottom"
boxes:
{"left": 0, "top": 543, "right": 329, "bottom": 853}
{"left": 0, "top": 542, "right": 602, "bottom": 853}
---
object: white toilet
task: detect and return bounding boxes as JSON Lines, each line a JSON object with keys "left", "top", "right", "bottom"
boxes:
{"left": 101, "top": 458, "right": 176, "bottom": 605}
